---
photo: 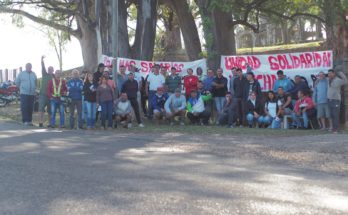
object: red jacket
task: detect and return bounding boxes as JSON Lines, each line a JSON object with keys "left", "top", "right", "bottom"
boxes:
{"left": 183, "top": 75, "right": 198, "bottom": 96}
{"left": 294, "top": 96, "right": 315, "bottom": 113}
{"left": 47, "top": 78, "right": 67, "bottom": 99}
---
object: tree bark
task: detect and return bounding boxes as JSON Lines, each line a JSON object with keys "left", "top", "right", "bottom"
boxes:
{"left": 76, "top": 16, "right": 99, "bottom": 72}
{"left": 132, "top": 0, "right": 158, "bottom": 60}
{"left": 169, "top": 0, "right": 202, "bottom": 61}
{"left": 117, "top": 0, "right": 131, "bottom": 58}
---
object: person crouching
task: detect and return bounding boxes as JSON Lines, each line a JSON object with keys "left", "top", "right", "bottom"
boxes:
{"left": 115, "top": 93, "right": 132, "bottom": 128}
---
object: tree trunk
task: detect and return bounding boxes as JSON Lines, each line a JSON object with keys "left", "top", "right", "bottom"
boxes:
{"left": 100, "top": 0, "right": 112, "bottom": 56}
{"left": 117, "top": 0, "right": 131, "bottom": 58}
{"left": 169, "top": 0, "right": 202, "bottom": 61}
{"left": 77, "top": 16, "right": 99, "bottom": 72}
{"left": 280, "top": 21, "right": 290, "bottom": 44}
{"left": 212, "top": 10, "right": 236, "bottom": 56}
{"left": 195, "top": 0, "right": 218, "bottom": 69}
{"left": 132, "top": 0, "right": 158, "bottom": 60}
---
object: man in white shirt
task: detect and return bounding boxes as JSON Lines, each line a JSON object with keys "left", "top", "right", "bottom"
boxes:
{"left": 146, "top": 64, "right": 165, "bottom": 119}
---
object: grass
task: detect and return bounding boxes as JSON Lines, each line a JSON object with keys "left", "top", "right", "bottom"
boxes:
{"left": 237, "top": 41, "right": 323, "bottom": 55}
{"left": 1, "top": 103, "right": 342, "bottom": 137}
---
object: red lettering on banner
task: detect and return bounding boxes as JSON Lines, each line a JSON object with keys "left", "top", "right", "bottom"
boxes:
{"left": 277, "top": 55, "right": 287, "bottom": 70}
{"left": 172, "top": 63, "right": 184, "bottom": 73}
{"left": 314, "top": 52, "right": 322, "bottom": 67}
{"left": 323, "top": 51, "right": 331, "bottom": 67}
{"left": 252, "top": 56, "right": 261, "bottom": 69}
{"left": 140, "top": 62, "right": 150, "bottom": 73}
{"left": 268, "top": 56, "right": 279, "bottom": 70}
{"left": 305, "top": 53, "right": 313, "bottom": 68}
{"left": 283, "top": 55, "right": 292, "bottom": 69}
{"left": 292, "top": 55, "right": 301, "bottom": 69}
{"left": 300, "top": 54, "right": 308, "bottom": 68}
{"left": 256, "top": 74, "right": 277, "bottom": 91}
{"left": 225, "top": 56, "right": 261, "bottom": 70}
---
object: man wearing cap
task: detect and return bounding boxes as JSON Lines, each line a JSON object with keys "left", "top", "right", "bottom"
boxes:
{"left": 146, "top": 64, "right": 165, "bottom": 119}
{"left": 94, "top": 63, "right": 105, "bottom": 87}
{"left": 187, "top": 89, "right": 212, "bottom": 125}
{"left": 164, "top": 88, "right": 186, "bottom": 125}
{"left": 165, "top": 67, "right": 182, "bottom": 95}
{"left": 47, "top": 70, "right": 67, "bottom": 128}
{"left": 151, "top": 87, "right": 169, "bottom": 124}
{"left": 122, "top": 72, "right": 144, "bottom": 127}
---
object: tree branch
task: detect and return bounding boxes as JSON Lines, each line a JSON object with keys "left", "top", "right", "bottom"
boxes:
{"left": 0, "top": 6, "right": 81, "bottom": 38}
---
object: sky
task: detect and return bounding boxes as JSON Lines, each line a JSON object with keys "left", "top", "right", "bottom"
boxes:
{"left": 0, "top": 14, "right": 83, "bottom": 78}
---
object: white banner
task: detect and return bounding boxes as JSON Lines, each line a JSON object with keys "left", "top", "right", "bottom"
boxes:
{"left": 99, "top": 55, "right": 207, "bottom": 77}
{"left": 221, "top": 50, "right": 333, "bottom": 91}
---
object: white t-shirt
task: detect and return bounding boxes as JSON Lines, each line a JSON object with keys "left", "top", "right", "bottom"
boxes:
{"left": 265, "top": 101, "right": 282, "bottom": 118}
{"left": 147, "top": 73, "right": 165, "bottom": 91}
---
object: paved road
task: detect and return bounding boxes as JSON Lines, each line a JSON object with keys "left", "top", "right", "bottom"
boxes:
{"left": 0, "top": 120, "right": 347, "bottom": 215}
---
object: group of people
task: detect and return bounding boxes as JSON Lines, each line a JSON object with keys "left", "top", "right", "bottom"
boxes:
{"left": 14, "top": 56, "right": 348, "bottom": 133}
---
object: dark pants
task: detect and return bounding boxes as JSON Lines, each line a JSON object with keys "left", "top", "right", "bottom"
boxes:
{"left": 141, "top": 92, "right": 148, "bottom": 115}
{"left": 129, "top": 98, "right": 142, "bottom": 124}
{"left": 187, "top": 111, "right": 210, "bottom": 125}
{"left": 328, "top": 99, "right": 341, "bottom": 131}
{"left": 100, "top": 100, "right": 113, "bottom": 128}
{"left": 20, "top": 94, "right": 35, "bottom": 123}
{"left": 69, "top": 100, "right": 82, "bottom": 129}
{"left": 236, "top": 98, "right": 246, "bottom": 125}
{"left": 218, "top": 109, "right": 237, "bottom": 126}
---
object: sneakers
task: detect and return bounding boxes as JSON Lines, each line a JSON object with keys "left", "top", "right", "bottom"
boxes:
{"left": 39, "top": 123, "right": 44, "bottom": 128}
{"left": 138, "top": 123, "right": 145, "bottom": 128}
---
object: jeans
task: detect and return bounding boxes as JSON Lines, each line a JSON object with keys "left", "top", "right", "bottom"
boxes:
{"left": 328, "top": 99, "right": 341, "bottom": 131}
{"left": 291, "top": 111, "right": 309, "bottom": 128}
{"left": 100, "top": 100, "right": 113, "bottom": 128}
{"left": 81, "top": 96, "right": 87, "bottom": 122}
{"left": 147, "top": 90, "right": 156, "bottom": 118}
{"left": 50, "top": 98, "right": 65, "bottom": 127}
{"left": 129, "top": 98, "right": 142, "bottom": 124}
{"left": 20, "top": 94, "right": 35, "bottom": 123}
{"left": 258, "top": 116, "right": 272, "bottom": 125}
{"left": 214, "top": 97, "right": 226, "bottom": 114}
{"left": 246, "top": 113, "right": 257, "bottom": 126}
{"left": 85, "top": 101, "right": 97, "bottom": 128}
{"left": 69, "top": 100, "right": 82, "bottom": 129}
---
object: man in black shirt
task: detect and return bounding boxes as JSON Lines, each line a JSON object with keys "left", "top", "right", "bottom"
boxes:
{"left": 233, "top": 68, "right": 247, "bottom": 126}
{"left": 212, "top": 68, "right": 228, "bottom": 117}
{"left": 122, "top": 72, "right": 144, "bottom": 127}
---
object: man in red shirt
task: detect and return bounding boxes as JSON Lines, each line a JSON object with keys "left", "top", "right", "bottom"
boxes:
{"left": 183, "top": 68, "right": 198, "bottom": 98}
{"left": 47, "top": 70, "right": 67, "bottom": 128}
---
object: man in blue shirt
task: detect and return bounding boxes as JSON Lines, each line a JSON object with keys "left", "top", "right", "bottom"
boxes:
{"left": 67, "top": 69, "right": 84, "bottom": 129}
{"left": 273, "top": 70, "right": 294, "bottom": 93}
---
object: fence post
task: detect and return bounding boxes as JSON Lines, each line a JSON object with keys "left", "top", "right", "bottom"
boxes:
{"left": 0, "top": 70, "right": 2, "bottom": 83}
{"left": 5, "top": 69, "right": 8, "bottom": 81}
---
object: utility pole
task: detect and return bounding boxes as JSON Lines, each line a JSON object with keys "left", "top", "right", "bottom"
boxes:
{"left": 112, "top": 0, "right": 119, "bottom": 96}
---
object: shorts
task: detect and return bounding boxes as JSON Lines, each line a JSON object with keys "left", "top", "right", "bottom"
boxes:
{"left": 317, "top": 103, "right": 330, "bottom": 119}
{"left": 38, "top": 94, "right": 51, "bottom": 113}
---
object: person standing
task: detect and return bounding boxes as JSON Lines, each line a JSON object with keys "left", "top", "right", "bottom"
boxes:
{"left": 47, "top": 70, "right": 67, "bottom": 128}
{"left": 165, "top": 67, "right": 182, "bottom": 95}
{"left": 67, "top": 69, "right": 84, "bottom": 129}
{"left": 93, "top": 63, "right": 105, "bottom": 87}
{"left": 146, "top": 64, "right": 165, "bottom": 119}
{"left": 196, "top": 67, "right": 205, "bottom": 81}
{"left": 16, "top": 63, "right": 37, "bottom": 126}
{"left": 83, "top": 73, "right": 97, "bottom": 130}
{"left": 203, "top": 69, "right": 215, "bottom": 92}
{"left": 273, "top": 70, "right": 294, "bottom": 93}
{"left": 117, "top": 65, "right": 128, "bottom": 95}
{"left": 313, "top": 72, "right": 331, "bottom": 130}
{"left": 122, "top": 72, "right": 144, "bottom": 127}
{"left": 183, "top": 68, "right": 199, "bottom": 98}
{"left": 96, "top": 76, "right": 115, "bottom": 130}
{"left": 212, "top": 68, "right": 228, "bottom": 116}
{"left": 38, "top": 56, "right": 54, "bottom": 127}
{"left": 233, "top": 68, "right": 247, "bottom": 126}
{"left": 327, "top": 68, "right": 348, "bottom": 133}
